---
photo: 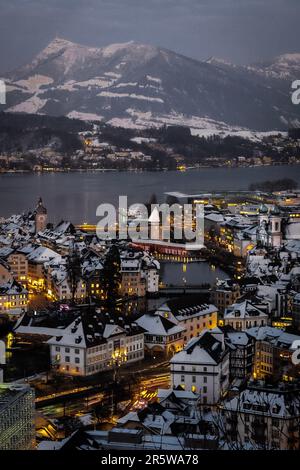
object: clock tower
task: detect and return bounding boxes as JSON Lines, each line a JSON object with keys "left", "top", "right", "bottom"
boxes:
{"left": 35, "top": 197, "right": 47, "bottom": 233}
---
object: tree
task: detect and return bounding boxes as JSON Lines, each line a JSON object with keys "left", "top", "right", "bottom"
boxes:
{"left": 101, "top": 244, "right": 121, "bottom": 307}
{"left": 94, "top": 403, "right": 111, "bottom": 423}
{"left": 66, "top": 242, "right": 82, "bottom": 302}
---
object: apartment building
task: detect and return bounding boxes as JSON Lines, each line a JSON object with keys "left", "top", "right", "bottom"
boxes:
{"left": 48, "top": 312, "right": 145, "bottom": 376}
{"left": 170, "top": 328, "right": 230, "bottom": 404}
{"left": 0, "top": 383, "right": 35, "bottom": 450}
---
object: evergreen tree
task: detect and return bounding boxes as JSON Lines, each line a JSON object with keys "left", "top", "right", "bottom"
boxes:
{"left": 102, "top": 244, "right": 121, "bottom": 306}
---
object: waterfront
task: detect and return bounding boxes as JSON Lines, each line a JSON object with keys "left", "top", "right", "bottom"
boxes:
{"left": 160, "top": 260, "right": 227, "bottom": 286}
{"left": 0, "top": 165, "right": 300, "bottom": 223}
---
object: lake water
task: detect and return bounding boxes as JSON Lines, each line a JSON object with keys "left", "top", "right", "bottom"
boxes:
{"left": 0, "top": 165, "right": 300, "bottom": 224}
{"left": 160, "top": 261, "right": 227, "bottom": 286}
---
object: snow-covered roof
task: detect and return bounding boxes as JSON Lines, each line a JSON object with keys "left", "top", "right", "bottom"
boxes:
{"left": 0, "top": 279, "right": 27, "bottom": 296}
{"left": 103, "top": 324, "right": 125, "bottom": 339}
{"left": 136, "top": 313, "right": 184, "bottom": 336}
{"left": 205, "top": 213, "right": 225, "bottom": 223}
{"left": 223, "top": 383, "right": 300, "bottom": 418}
{"left": 170, "top": 330, "right": 227, "bottom": 366}
{"left": 26, "top": 245, "right": 61, "bottom": 263}
{"left": 224, "top": 300, "right": 268, "bottom": 320}
{"left": 285, "top": 221, "right": 300, "bottom": 240}
{"left": 246, "top": 325, "right": 300, "bottom": 349}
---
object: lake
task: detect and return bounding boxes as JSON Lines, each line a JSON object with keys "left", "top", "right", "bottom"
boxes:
{"left": 160, "top": 260, "right": 227, "bottom": 286}
{"left": 0, "top": 165, "right": 299, "bottom": 224}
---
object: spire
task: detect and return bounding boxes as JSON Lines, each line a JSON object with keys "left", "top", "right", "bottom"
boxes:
{"left": 270, "top": 205, "right": 280, "bottom": 216}
{"left": 259, "top": 204, "right": 268, "bottom": 214}
{"left": 36, "top": 197, "right": 47, "bottom": 215}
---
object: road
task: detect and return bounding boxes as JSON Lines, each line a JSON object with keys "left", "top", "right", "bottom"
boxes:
{"left": 37, "top": 369, "right": 171, "bottom": 420}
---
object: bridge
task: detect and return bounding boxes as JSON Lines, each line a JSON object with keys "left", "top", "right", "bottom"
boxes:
{"left": 159, "top": 286, "right": 211, "bottom": 295}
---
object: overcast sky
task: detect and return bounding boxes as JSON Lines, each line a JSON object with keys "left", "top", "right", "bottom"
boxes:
{"left": 0, "top": 0, "right": 299, "bottom": 73}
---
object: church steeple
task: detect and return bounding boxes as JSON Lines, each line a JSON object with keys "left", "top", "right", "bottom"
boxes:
{"left": 35, "top": 197, "right": 47, "bottom": 233}
{"left": 36, "top": 197, "right": 47, "bottom": 215}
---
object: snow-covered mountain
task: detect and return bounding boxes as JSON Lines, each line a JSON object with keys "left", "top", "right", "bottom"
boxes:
{"left": 2, "top": 38, "right": 300, "bottom": 131}
{"left": 248, "top": 53, "right": 300, "bottom": 80}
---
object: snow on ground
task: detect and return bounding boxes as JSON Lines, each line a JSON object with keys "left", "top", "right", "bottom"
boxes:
{"left": 7, "top": 94, "right": 48, "bottom": 113}
{"left": 75, "top": 77, "right": 114, "bottom": 88}
{"left": 114, "top": 82, "right": 138, "bottom": 88}
{"left": 115, "top": 62, "right": 127, "bottom": 70}
{"left": 15, "top": 75, "right": 53, "bottom": 93}
{"left": 67, "top": 110, "right": 103, "bottom": 121}
{"left": 5, "top": 84, "right": 22, "bottom": 92}
{"left": 102, "top": 42, "right": 134, "bottom": 58}
{"left": 146, "top": 75, "right": 162, "bottom": 84}
{"left": 98, "top": 91, "right": 164, "bottom": 103}
{"left": 130, "top": 137, "right": 157, "bottom": 144}
{"left": 57, "top": 77, "right": 114, "bottom": 91}
{"left": 107, "top": 109, "right": 286, "bottom": 140}
{"left": 107, "top": 117, "right": 146, "bottom": 129}
{"left": 104, "top": 72, "right": 122, "bottom": 78}
{"left": 57, "top": 80, "right": 77, "bottom": 91}
{"left": 78, "top": 413, "right": 93, "bottom": 426}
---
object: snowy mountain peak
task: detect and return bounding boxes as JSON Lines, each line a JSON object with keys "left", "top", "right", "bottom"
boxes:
{"left": 250, "top": 53, "right": 300, "bottom": 79}
{"left": 43, "top": 37, "right": 78, "bottom": 53}
{"left": 4, "top": 39, "right": 300, "bottom": 132}
{"left": 275, "top": 52, "right": 300, "bottom": 64}
{"left": 101, "top": 41, "right": 136, "bottom": 57}
{"left": 205, "top": 56, "right": 235, "bottom": 67}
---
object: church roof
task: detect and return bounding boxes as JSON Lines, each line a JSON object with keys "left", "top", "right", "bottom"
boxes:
{"left": 36, "top": 197, "right": 47, "bottom": 215}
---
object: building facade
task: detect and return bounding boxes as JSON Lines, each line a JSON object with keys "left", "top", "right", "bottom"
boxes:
{"left": 48, "top": 313, "right": 145, "bottom": 376}
{"left": 170, "top": 329, "right": 230, "bottom": 404}
{"left": 0, "top": 383, "right": 35, "bottom": 450}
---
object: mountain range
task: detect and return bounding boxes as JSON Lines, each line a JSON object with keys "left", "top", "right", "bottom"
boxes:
{"left": 2, "top": 37, "right": 300, "bottom": 132}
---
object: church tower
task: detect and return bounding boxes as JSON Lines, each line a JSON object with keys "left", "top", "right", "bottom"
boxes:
{"left": 257, "top": 204, "right": 269, "bottom": 247}
{"left": 35, "top": 197, "right": 47, "bottom": 233}
{"left": 268, "top": 205, "right": 282, "bottom": 248}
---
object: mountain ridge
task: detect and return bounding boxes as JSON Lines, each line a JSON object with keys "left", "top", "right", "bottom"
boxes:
{"left": 2, "top": 38, "right": 300, "bottom": 132}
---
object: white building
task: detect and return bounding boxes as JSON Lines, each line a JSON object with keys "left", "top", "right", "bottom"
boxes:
{"left": 155, "top": 299, "right": 218, "bottom": 342}
{"left": 135, "top": 312, "right": 185, "bottom": 357}
{"left": 224, "top": 300, "right": 269, "bottom": 331}
{"left": 170, "top": 328, "right": 230, "bottom": 404}
{"left": 0, "top": 279, "right": 28, "bottom": 319}
{"left": 48, "top": 312, "right": 145, "bottom": 376}
{"left": 256, "top": 205, "right": 283, "bottom": 249}
{"left": 46, "top": 262, "right": 86, "bottom": 301}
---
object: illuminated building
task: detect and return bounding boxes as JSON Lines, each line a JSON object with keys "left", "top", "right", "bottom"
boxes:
{"left": 222, "top": 328, "right": 255, "bottom": 380}
{"left": 135, "top": 312, "right": 185, "bottom": 357}
{"left": 170, "top": 328, "right": 229, "bottom": 404}
{"left": 212, "top": 279, "right": 241, "bottom": 314}
{"left": 0, "top": 383, "right": 35, "bottom": 450}
{"left": 224, "top": 300, "right": 269, "bottom": 331}
{"left": 48, "top": 311, "right": 144, "bottom": 376}
{"left": 155, "top": 297, "right": 218, "bottom": 343}
{"left": 7, "top": 251, "right": 28, "bottom": 283}
{"left": 0, "top": 259, "right": 12, "bottom": 284}
{"left": 0, "top": 279, "right": 28, "bottom": 319}
{"left": 221, "top": 381, "right": 300, "bottom": 450}
{"left": 35, "top": 197, "right": 48, "bottom": 233}
{"left": 119, "top": 250, "right": 160, "bottom": 297}
{"left": 247, "top": 325, "right": 300, "bottom": 381}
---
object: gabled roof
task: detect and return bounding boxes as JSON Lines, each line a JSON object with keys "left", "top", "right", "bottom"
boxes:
{"left": 136, "top": 312, "right": 185, "bottom": 336}
{"left": 0, "top": 279, "right": 27, "bottom": 296}
{"left": 170, "top": 330, "right": 227, "bottom": 365}
{"left": 224, "top": 300, "right": 268, "bottom": 320}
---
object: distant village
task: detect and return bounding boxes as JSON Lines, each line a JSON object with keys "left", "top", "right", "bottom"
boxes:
{"left": 1, "top": 117, "right": 300, "bottom": 172}
{"left": 1, "top": 186, "right": 300, "bottom": 450}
